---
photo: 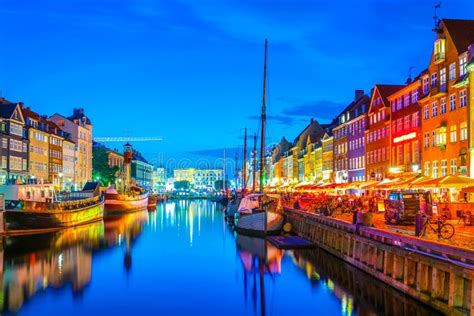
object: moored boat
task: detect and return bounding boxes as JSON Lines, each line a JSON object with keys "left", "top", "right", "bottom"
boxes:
{"left": 1, "top": 182, "right": 104, "bottom": 230}
{"left": 147, "top": 194, "right": 158, "bottom": 211}
{"left": 104, "top": 186, "right": 149, "bottom": 215}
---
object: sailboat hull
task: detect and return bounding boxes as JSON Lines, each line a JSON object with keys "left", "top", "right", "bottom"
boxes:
{"left": 235, "top": 211, "right": 283, "bottom": 237}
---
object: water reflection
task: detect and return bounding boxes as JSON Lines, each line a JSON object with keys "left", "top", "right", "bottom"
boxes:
{"left": 0, "top": 201, "right": 442, "bottom": 315}
{"left": 1, "top": 209, "right": 148, "bottom": 314}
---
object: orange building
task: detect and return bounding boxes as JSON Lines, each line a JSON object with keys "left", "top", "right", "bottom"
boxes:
{"left": 387, "top": 77, "right": 423, "bottom": 175}
{"left": 420, "top": 19, "right": 474, "bottom": 177}
{"left": 366, "top": 84, "right": 404, "bottom": 181}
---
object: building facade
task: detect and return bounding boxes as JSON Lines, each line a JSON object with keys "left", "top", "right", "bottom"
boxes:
{"left": 0, "top": 99, "right": 29, "bottom": 184}
{"left": 347, "top": 93, "right": 370, "bottom": 182}
{"left": 173, "top": 168, "right": 224, "bottom": 190}
{"left": 366, "top": 85, "right": 404, "bottom": 181}
{"left": 388, "top": 78, "right": 422, "bottom": 175}
{"left": 63, "top": 138, "right": 76, "bottom": 190}
{"left": 321, "top": 131, "right": 334, "bottom": 182}
{"left": 420, "top": 19, "right": 474, "bottom": 177}
{"left": 50, "top": 108, "right": 93, "bottom": 189}
{"left": 131, "top": 150, "right": 153, "bottom": 188}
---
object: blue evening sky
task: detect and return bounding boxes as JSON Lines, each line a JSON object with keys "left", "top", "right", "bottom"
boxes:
{"left": 1, "top": 0, "right": 474, "bottom": 169}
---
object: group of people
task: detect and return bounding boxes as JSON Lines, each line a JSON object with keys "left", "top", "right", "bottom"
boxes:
{"left": 281, "top": 192, "right": 381, "bottom": 216}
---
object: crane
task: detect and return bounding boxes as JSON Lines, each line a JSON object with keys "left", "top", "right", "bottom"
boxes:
{"left": 93, "top": 136, "right": 163, "bottom": 142}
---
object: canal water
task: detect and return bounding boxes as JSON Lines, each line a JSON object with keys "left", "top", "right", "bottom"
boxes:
{"left": 2, "top": 200, "right": 441, "bottom": 316}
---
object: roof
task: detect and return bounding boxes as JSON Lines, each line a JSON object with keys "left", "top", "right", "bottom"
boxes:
{"left": 442, "top": 19, "right": 474, "bottom": 53}
{"left": 67, "top": 108, "right": 92, "bottom": 125}
{"left": 374, "top": 84, "right": 405, "bottom": 106}
{"left": 0, "top": 100, "right": 18, "bottom": 119}
{"left": 291, "top": 119, "right": 326, "bottom": 148}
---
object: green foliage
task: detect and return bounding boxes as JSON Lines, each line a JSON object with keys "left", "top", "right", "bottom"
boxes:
{"left": 174, "top": 180, "right": 190, "bottom": 190}
{"left": 92, "top": 147, "right": 119, "bottom": 186}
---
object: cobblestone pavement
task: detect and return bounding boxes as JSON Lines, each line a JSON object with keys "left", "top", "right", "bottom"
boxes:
{"left": 332, "top": 212, "right": 474, "bottom": 250}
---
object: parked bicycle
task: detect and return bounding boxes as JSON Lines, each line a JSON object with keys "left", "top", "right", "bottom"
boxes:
{"left": 419, "top": 215, "right": 455, "bottom": 239}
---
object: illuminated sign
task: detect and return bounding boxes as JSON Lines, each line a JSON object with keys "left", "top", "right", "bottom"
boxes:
{"left": 393, "top": 132, "right": 416, "bottom": 144}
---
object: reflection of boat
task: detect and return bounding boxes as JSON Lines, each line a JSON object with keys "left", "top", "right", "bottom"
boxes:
{"left": 148, "top": 194, "right": 158, "bottom": 211}
{"left": 1, "top": 182, "right": 104, "bottom": 230}
{"left": 236, "top": 233, "right": 282, "bottom": 316}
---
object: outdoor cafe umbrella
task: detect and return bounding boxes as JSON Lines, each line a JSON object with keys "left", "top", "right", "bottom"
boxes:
{"left": 411, "top": 175, "right": 474, "bottom": 189}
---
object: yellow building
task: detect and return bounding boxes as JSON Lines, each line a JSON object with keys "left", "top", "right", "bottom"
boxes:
{"left": 22, "top": 108, "right": 49, "bottom": 183}
{"left": 322, "top": 132, "right": 334, "bottom": 181}
{"left": 314, "top": 146, "right": 323, "bottom": 181}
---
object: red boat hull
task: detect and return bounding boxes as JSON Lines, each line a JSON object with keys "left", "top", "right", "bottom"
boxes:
{"left": 104, "top": 192, "right": 149, "bottom": 216}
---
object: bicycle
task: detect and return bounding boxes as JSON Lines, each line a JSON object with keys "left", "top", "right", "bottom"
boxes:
{"left": 419, "top": 215, "right": 455, "bottom": 239}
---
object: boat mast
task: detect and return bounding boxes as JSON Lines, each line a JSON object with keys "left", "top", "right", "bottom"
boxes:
{"left": 252, "top": 133, "right": 257, "bottom": 192}
{"left": 243, "top": 128, "right": 247, "bottom": 193}
{"left": 259, "top": 39, "right": 267, "bottom": 194}
{"left": 223, "top": 149, "right": 227, "bottom": 195}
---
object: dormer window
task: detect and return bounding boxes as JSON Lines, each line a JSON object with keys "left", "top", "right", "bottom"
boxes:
{"left": 459, "top": 54, "right": 468, "bottom": 77}
{"left": 434, "top": 38, "right": 445, "bottom": 63}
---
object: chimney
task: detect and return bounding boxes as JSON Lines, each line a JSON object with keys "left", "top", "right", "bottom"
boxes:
{"left": 406, "top": 77, "right": 412, "bottom": 84}
{"left": 354, "top": 90, "right": 364, "bottom": 101}
{"left": 310, "top": 118, "right": 314, "bottom": 124}
{"left": 73, "top": 108, "right": 84, "bottom": 115}
{"left": 18, "top": 102, "right": 24, "bottom": 109}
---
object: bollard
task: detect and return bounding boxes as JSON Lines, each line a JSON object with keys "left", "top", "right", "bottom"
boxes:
{"left": 415, "top": 214, "right": 423, "bottom": 237}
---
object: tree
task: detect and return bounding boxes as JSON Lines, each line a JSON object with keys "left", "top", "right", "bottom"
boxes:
{"left": 92, "top": 147, "right": 119, "bottom": 186}
{"left": 174, "top": 180, "right": 190, "bottom": 190}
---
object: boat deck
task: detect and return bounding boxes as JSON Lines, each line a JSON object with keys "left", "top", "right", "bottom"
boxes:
{"left": 267, "top": 235, "right": 316, "bottom": 249}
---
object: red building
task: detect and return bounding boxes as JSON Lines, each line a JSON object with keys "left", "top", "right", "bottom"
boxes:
{"left": 387, "top": 76, "right": 423, "bottom": 175}
{"left": 365, "top": 84, "right": 404, "bottom": 181}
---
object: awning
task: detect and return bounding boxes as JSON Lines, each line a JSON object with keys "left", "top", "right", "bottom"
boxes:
{"left": 410, "top": 175, "right": 474, "bottom": 189}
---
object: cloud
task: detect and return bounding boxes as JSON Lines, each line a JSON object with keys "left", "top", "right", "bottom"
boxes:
{"left": 280, "top": 100, "right": 345, "bottom": 121}
{"left": 247, "top": 114, "right": 295, "bottom": 126}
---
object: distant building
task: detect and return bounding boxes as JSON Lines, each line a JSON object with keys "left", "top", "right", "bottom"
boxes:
{"left": 173, "top": 168, "right": 223, "bottom": 190}
{"left": 131, "top": 150, "right": 153, "bottom": 188}
{"left": 63, "top": 138, "right": 76, "bottom": 190}
{"left": 50, "top": 108, "right": 93, "bottom": 189}
{"left": 153, "top": 167, "right": 167, "bottom": 192}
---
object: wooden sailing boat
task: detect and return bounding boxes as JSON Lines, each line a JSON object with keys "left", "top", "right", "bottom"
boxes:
{"left": 235, "top": 39, "right": 284, "bottom": 237}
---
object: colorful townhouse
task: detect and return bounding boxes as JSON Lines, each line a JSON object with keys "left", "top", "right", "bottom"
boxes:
{"left": 387, "top": 76, "right": 423, "bottom": 176}
{"left": 0, "top": 98, "right": 29, "bottom": 184}
{"left": 420, "top": 19, "right": 474, "bottom": 177}
{"left": 347, "top": 93, "right": 370, "bottom": 183}
{"left": 333, "top": 90, "right": 368, "bottom": 183}
{"left": 365, "top": 84, "right": 404, "bottom": 181}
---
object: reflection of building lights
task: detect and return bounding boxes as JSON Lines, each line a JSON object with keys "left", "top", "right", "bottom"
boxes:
{"left": 389, "top": 167, "right": 401, "bottom": 173}
{"left": 58, "top": 253, "right": 63, "bottom": 274}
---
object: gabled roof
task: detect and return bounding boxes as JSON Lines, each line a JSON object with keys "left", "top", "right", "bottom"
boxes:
{"left": 0, "top": 98, "right": 24, "bottom": 123}
{"left": 68, "top": 108, "right": 92, "bottom": 125}
{"left": 442, "top": 19, "right": 474, "bottom": 54}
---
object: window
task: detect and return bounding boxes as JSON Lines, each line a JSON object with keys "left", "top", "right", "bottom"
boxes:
{"left": 412, "top": 112, "right": 419, "bottom": 127}
{"left": 424, "top": 132, "right": 430, "bottom": 148}
{"left": 22, "top": 143, "right": 27, "bottom": 153}
{"left": 440, "top": 98, "right": 446, "bottom": 114}
{"left": 460, "top": 122, "right": 468, "bottom": 141}
{"left": 22, "top": 159, "right": 27, "bottom": 171}
{"left": 450, "top": 94, "right": 456, "bottom": 111}
{"left": 396, "top": 97, "right": 402, "bottom": 110}
{"left": 10, "top": 123, "right": 23, "bottom": 137}
{"left": 404, "top": 94, "right": 410, "bottom": 107}
{"left": 434, "top": 38, "right": 445, "bottom": 61}
{"left": 9, "top": 156, "right": 22, "bottom": 171}
{"left": 450, "top": 125, "right": 457, "bottom": 143}
{"left": 423, "top": 76, "right": 429, "bottom": 94}
{"left": 431, "top": 101, "right": 438, "bottom": 117}
{"left": 424, "top": 162, "right": 430, "bottom": 177}
{"left": 2, "top": 138, "right": 6, "bottom": 149}
{"left": 450, "top": 159, "right": 457, "bottom": 175}
{"left": 432, "top": 161, "right": 438, "bottom": 178}
{"left": 460, "top": 55, "right": 468, "bottom": 76}
{"left": 449, "top": 62, "right": 456, "bottom": 81}
{"left": 431, "top": 73, "right": 438, "bottom": 87}
{"left": 412, "top": 90, "right": 418, "bottom": 103}
{"left": 460, "top": 90, "right": 467, "bottom": 107}
{"left": 441, "top": 160, "right": 447, "bottom": 177}
{"left": 432, "top": 130, "right": 437, "bottom": 146}
{"left": 404, "top": 115, "right": 410, "bottom": 130}
{"left": 391, "top": 100, "right": 396, "bottom": 113}
{"left": 397, "top": 119, "right": 402, "bottom": 132}
{"left": 437, "top": 127, "right": 446, "bottom": 145}
{"left": 440, "top": 68, "right": 446, "bottom": 86}
{"left": 392, "top": 121, "right": 396, "bottom": 134}
{"left": 424, "top": 105, "right": 429, "bottom": 120}
{"left": 1, "top": 156, "right": 6, "bottom": 169}
{"left": 9, "top": 139, "right": 22, "bottom": 152}
{"left": 413, "top": 141, "right": 420, "bottom": 163}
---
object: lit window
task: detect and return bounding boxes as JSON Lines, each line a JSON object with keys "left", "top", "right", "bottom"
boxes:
{"left": 440, "top": 68, "right": 446, "bottom": 86}
{"left": 404, "top": 115, "right": 410, "bottom": 130}
{"left": 460, "top": 90, "right": 467, "bottom": 107}
{"left": 431, "top": 101, "right": 438, "bottom": 117}
{"left": 460, "top": 55, "right": 468, "bottom": 76}
{"left": 432, "top": 161, "right": 439, "bottom": 178}
{"left": 424, "top": 162, "right": 430, "bottom": 177}
{"left": 423, "top": 77, "right": 429, "bottom": 94}
{"left": 404, "top": 94, "right": 410, "bottom": 107}
{"left": 431, "top": 73, "right": 438, "bottom": 87}
{"left": 460, "top": 122, "right": 468, "bottom": 141}
{"left": 449, "top": 94, "right": 456, "bottom": 111}
{"left": 440, "top": 98, "right": 446, "bottom": 114}
{"left": 424, "top": 133, "right": 430, "bottom": 148}
{"left": 424, "top": 105, "right": 429, "bottom": 120}
{"left": 450, "top": 125, "right": 457, "bottom": 143}
{"left": 450, "top": 159, "right": 457, "bottom": 175}
{"left": 412, "top": 112, "right": 419, "bottom": 127}
{"left": 441, "top": 160, "right": 447, "bottom": 177}
{"left": 412, "top": 90, "right": 418, "bottom": 103}
{"left": 449, "top": 62, "right": 456, "bottom": 81}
